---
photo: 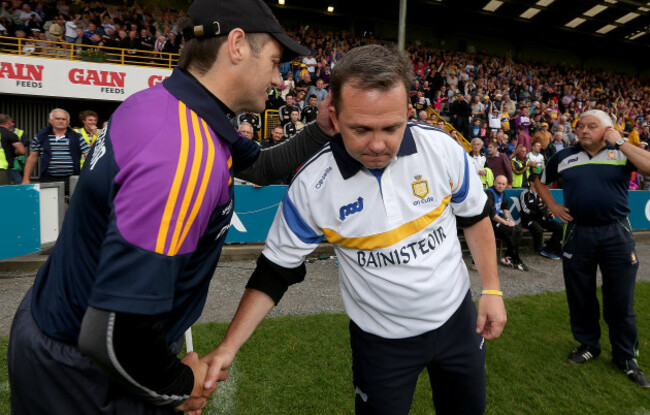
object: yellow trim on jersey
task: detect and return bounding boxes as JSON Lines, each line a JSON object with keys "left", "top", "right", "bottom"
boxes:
{"left": 176, "top": 118, "right": 216, "bottom": 253}
{"left": 156, "top": 101, "right": 191, "bottom": 255}
{"left": 169, "top": 109, "right": 204, "bottom": 255}
{"left": 323, "top": 194, "right": 452, "bottom": 250}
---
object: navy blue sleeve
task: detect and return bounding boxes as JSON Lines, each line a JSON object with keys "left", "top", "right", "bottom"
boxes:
{"left": 231, "top": 135, "right": 261, "bottom": 173}
{"left": 541, "top": 151, "right": 561, "bottom": 184}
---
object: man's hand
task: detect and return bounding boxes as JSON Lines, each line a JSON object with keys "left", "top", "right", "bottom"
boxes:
{"left": 316, "top": 94, "right": 335, "bottom": 136}
{"left": 548, "top": 202, "right": 573, "bottom": 223}
{"left": 200, "top": 346, "right": 235, "bottom": 392}
{"left": 476, "top": 294, "right": 507, "bottom": 340}
{"left": 175, "top": 352, "right": 210, "bottom": 413}
{"left": 603, "top": 127, "right": 622, "bottom": 146}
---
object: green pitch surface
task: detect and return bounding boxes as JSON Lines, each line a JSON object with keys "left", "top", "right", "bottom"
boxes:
{"left": 2, "top": 284, "right": 650, "bottom": 414}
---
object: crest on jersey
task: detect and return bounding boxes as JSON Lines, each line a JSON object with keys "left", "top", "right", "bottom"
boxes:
{"left": 608, "top": 151, "right": 617, "bottom": 159}
{"left": 411, "top": 175, "right": 430, "bottom": 199}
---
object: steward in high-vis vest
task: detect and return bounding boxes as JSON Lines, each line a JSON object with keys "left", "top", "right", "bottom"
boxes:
{"left": 75, "top": 110, "right": 99, "bottom": 167}
{"left": 511, "top": 144, "right": 530, "bottom": 188}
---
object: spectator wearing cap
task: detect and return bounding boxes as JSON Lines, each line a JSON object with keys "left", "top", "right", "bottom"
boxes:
{"left": 533, "top": 122, "right": 552, "bottom": 151}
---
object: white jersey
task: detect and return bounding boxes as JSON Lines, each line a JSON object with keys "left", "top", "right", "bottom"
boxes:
{"left": 262, "top": 123, "right": 487, "bottom": 339}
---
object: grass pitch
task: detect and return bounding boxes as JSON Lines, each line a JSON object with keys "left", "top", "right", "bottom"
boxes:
{"left": 2, "top": 284, "right": 650, "bottom": 414}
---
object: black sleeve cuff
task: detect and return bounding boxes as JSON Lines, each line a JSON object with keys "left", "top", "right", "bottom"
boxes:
{"left": 79, "top": 307, "right": 194, "bottom": 408}
{"left": 456, "top": 200, "right": 490, "bottom": 228}
{"left": 246, "top": 254, "right": 306, "bottom": 304}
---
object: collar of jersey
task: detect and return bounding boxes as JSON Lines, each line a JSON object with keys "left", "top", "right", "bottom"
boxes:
{"left": 330, "top": 124, "right": 418, "bottom": 180}
{"left": 575, "top": 141, "right": 616, "bottom": 158}
{"left": 162, "top": 68, "right": 240, "bottom": 145}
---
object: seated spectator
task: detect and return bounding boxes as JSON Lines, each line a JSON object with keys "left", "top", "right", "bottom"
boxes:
{"left": 295, "top": 71, "right": 314, "bottom": 93}
{"left": 278, "top": 94, "right": 299, "bottom": 126}
{"left": 237, "top": 122, "right": 258, "bottom": 144}
{"left": 306, "top": 78, "right": 328, "bottom": 106}
{"left": 518, "top": 173, "right": 562, "bottom": 260}
{"left": 486, "top": 174, "right": 528, "bottom": 271}
{"left": 283, "top": 109, "right": 304, "bottom": 138}
{"left": 236, "top": 112, "right": 262, "bottom": 135}
{"left": 261, "top": 126, "right": 286, "bottom": 148}
{"left": 301, "top": 95, "right": 318, "bottom": 124}
{"left": 83, "top": 22, "right": 103, "bottom": 39}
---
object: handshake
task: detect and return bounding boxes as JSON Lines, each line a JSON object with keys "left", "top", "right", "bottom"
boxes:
{"left": 175, "top": 345, "right": 236, "bottom": 414}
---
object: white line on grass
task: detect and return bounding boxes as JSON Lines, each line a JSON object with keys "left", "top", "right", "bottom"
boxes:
{"left": 204, "top": 360, "right": 238, "bottom": 415}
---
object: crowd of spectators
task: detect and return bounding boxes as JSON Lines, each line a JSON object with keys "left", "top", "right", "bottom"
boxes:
{"left": 2, "top": 0, "right": 650, "bottom": 185}
{"left": 1, "top": 0, "right": 182, "bottom": 61}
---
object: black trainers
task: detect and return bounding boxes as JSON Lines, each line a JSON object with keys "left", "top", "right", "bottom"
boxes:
{"left": 515, "top": 260, "right": 529, "bottom": 271}
{"left": 625, "top": 367, "right": 650, "bottom": 388}
{"left": 567, "top": 344, "right": 600, "bottom": 364}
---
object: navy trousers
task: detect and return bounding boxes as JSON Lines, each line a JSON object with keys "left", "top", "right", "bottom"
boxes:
{"left": 350, "top": 290, "right": 486, "bottom": 415}
{"left": 562, "top": 220, "right": 640, "bottom": 369}
{"left": 9, "top": 288, "right": 181, "bottom": 415}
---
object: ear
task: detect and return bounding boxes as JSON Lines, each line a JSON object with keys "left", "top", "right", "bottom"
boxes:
{"left": 226, "top": 28, "right": 247, "bottom": 65}
{"left": 329, "top": 104, "right": 340, "bottom": 134}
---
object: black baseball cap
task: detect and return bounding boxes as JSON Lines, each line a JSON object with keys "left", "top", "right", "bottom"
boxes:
{"left": 184, "top": 0, "right": 309, "bottom": 62}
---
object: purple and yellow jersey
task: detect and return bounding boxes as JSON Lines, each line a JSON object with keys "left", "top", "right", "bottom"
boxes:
{"left": 31, "top": 69, "right": 260, "bottom": 344}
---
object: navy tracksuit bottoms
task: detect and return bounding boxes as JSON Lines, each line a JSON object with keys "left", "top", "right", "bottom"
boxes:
{"left": 561, "top": 219, "right": 640, "bottom": 369}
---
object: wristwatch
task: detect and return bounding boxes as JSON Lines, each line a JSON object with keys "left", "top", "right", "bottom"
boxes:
{"left": 615, "top": 138, "right": 626, "bottom": 149}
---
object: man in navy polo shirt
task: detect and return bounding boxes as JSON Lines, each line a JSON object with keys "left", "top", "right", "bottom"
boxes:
{"left": 535, "top": 109, "right": 650, "bottom": 388}
{"left": 8, "top": 0, "right": 334, "bottom": 414}
{"left": 22, "top": 108, "right": 88, "bottom": 196}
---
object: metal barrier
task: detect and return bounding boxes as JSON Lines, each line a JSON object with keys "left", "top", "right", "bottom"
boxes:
{"left": 0, "top": 35, "right": 180, "bottom": 69}
{"left": 426, "top": 107, "right": 472, "bottom": 152}
{"left": 264, "top": 109, "right": 280, "bottom": 140}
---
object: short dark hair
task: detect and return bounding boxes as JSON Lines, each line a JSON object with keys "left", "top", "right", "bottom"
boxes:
{"left": 177, "top": 16, "right": 272, "bottom": 76}
{"left": 79, "top": 110, "right": 98, "bottom": 122}
{"left": 330, "top": 44, "right": 413, "bottom": 112}
{"left": 0, "top": 113, "right": 12, "bottom": 124}
{"left": 308, "top": 94, "right": 317, "bottom": 100}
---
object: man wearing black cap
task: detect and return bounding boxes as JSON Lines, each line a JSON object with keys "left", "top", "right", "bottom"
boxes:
{"left": 8, "top": 1, "right": 331, "bottom": 414}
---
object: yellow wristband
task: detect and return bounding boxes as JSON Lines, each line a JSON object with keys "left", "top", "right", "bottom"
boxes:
{"left": 481, "top": 289, "right": 503, "bottom": 296}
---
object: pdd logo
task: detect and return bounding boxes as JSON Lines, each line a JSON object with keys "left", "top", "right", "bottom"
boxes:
{"left": 339, "top": 197, "right": 364, "bottom": 221}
